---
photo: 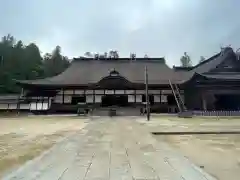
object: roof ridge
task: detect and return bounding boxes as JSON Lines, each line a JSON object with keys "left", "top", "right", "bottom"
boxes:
{"left": 73, "top": 57, "right": 166, "bottom": 63}
{"left": 192, "top": 52, "right": 221, "bottom": 69}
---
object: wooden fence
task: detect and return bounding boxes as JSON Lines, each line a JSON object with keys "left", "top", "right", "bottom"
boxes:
{"left": 193, "top": 110, "right": 240, "bottom": 116}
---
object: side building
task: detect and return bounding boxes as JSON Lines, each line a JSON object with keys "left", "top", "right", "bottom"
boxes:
{"left": 10, "top": 47, "right": 240, "bottom": 114}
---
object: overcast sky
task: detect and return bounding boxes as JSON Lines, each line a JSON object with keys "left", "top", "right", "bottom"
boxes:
{"left": 1, "top": 0, "right": 240, "bottom": 66}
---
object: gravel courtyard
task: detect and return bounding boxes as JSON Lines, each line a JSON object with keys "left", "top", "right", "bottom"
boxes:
{"left": 0, "top": 116, "right": 87, "bottom": 178}
{"left": 2, "top": 116, "right": 216, "bottom": 180}
{"left": 147, "top": 116, "right": 240, "bottom": 180}
{"left": 1, "top": 115, "right": 238, "bottom": 180}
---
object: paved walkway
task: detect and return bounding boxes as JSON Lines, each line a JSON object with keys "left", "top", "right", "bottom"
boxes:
{"left": 3, "top": 117, "right": 216, "bottom": 180}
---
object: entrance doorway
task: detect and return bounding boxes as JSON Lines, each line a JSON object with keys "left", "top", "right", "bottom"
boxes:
{"left": 101, "top": 95, "right": 128, "bottom": 107}
{"left": 215, "top": 94, "right": 240, "bottom": 110}
{"left": 71, "top": 95, "right": 86, "bottom": 105}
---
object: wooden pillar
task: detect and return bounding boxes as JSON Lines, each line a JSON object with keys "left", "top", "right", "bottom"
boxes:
{"left": 17, "top": 94, "right": 20, "bottom": 112}
{"left": 62, "top": 89, "right": 65, "bottom": 104}
{"left": 134, "top": 90, "right": 136, "bottom": 103}
{"left": 36, "top": 97, "right": 37, "bottom": 110}
{"left": 47, "top": 97, "right": 50, "bottom": 109}
{"left": 41, "top": 97, "right": 44, "bottom": 110}
{"left": 160, "top": 90, "right": 162, "bottom": 103}
{"left": 21, "top": 88, "right": 24, "bottom": 97}
{"left": 202, "top": 93, "right": 207, "bottom": 111}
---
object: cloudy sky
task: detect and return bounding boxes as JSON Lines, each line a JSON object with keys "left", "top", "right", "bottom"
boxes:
{"left": 1, "top": 0, "right": 240, "bottom": 66}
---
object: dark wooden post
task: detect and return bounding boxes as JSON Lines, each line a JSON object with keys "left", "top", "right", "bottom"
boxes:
{"left": 145, "top": 66, "right": 150, "bottom": 121}
{"left": 62, "top": 89, "right": 65, "bottom": 104}
{"left": 134, "top": 90, "right": 136, "bottom": 104}
{"left": 93, "top": 90, "right": 95, "bottom": 104}
{"left": 47, "top": 97, "right": 50, "bottom": 109}
{"left": 36, "top": 97, "right": 37, "bottom": 110}
{"left": 41, "top": 97, "right": 44, "bottom": 110}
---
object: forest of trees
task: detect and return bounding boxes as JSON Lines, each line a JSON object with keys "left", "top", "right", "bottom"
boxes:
{"left": 0, "top": 34, "right": 70, "bottom": 94}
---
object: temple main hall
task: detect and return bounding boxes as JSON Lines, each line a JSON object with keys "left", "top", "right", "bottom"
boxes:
{"left": 13, "top": 47, "right": 240, "bottom": 115}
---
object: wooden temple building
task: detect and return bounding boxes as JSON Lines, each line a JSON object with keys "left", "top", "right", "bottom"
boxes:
{"left": 3, "top": 47, "right": 240, "bottom": 115}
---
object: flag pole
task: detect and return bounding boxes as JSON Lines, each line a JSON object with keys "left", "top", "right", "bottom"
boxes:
{"left": 145, "top": 66, "right": 150, "bottom": 121}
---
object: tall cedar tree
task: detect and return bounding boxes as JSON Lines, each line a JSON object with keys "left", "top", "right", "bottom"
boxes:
{"left": 0, "top": 35, "right": 69, "bottom": 93}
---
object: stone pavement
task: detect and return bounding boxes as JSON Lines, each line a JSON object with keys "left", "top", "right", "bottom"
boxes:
{"left": 3, "top": 117, "right": 216, "bottom": 180}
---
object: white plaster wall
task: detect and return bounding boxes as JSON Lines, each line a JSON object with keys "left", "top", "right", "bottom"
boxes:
{"left": 149, "top": 90, "right": 160, "bottom": 94}
{"left": 128, "top": 95, "right": 134, "bottom": 102}
{"left": 64, "top": 95, "right": 72, "bottom": 103}
{"left": 136, "top": 90, "right": 145, "bottom": 94}
{"left": 154, "top": 95, "right": 161, "bottom": 102}
{"left": 95, "top": 95, "right": 102, "bottom": 103}
{"left": 161, "top": 95, "right": 167, "bottom": 102}
{"left": 0, "top": 104, "right": 8, "bottom": 109}
{"left": 95, "top": 90, "right": 104, "bottom": 94}
{"left": 136, "top": 95, "right": 142, "bottom": 103}
{"left": 126, "top": 90, "right": 134, "bottom": 94}
{"left": 105, "top": 90, "right": 114, "bottom": 94}
{"left": 86, "top": 90, "right": 94, "bottom": 94}
{"left": 86, "top": 95, "right": 94, "bottom": 103}
{"left": 162, "top": 90, "right": 172, "bottom": 94}
{"left": 74, "top": 90, "right": 84, "bottom": 94}
{"left": 9, "top": 104, "right": 17, "bottom": 109}
{"left": 20, "top": 104, "right": 30, "bottom": 110}
{"left": 115, "top": 90, "right": 124, "bottom": 94}
{"left": 54, "top": 95, "right": 63, "bottom": 103}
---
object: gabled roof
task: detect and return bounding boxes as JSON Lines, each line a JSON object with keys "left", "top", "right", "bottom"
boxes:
{"left": 196, "top": 73, "right": 240, "bottom": 80}
{"left": 191, "top": 47, "right": 233, "bottom": 74}
{"left": 183, "top": 47, "right": 240, "bottom": 83}
{"left": 16, "top": 57, "right": 185, "bottom": 87}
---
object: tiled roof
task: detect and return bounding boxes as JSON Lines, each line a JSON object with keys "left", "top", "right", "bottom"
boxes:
{"left": 17, "top": 58, "right": 185, "bottom": 86}
{"left": 16, "top": 48, "right": 240, "bottom": 87}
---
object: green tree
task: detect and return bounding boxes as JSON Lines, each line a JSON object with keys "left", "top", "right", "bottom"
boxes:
{"left": 24, "top": 43, "right": 44, "bottom": 79}
{"left": 84, "top": 52, "right": 93, "bottom": 58}
{"left": 180, "top": 52, "right": 192, "bottom": 67}
{"left": 199, "top": 56, "right": 206, "bottom": 63}
{"left": 0, "top": 35, "right": 70, "bottom": 93}
{"left": 109, "top": 50, "right": 119, "bottom": 58}
{"left": 43, "top": 46, "right": 69, "bottom": 77}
